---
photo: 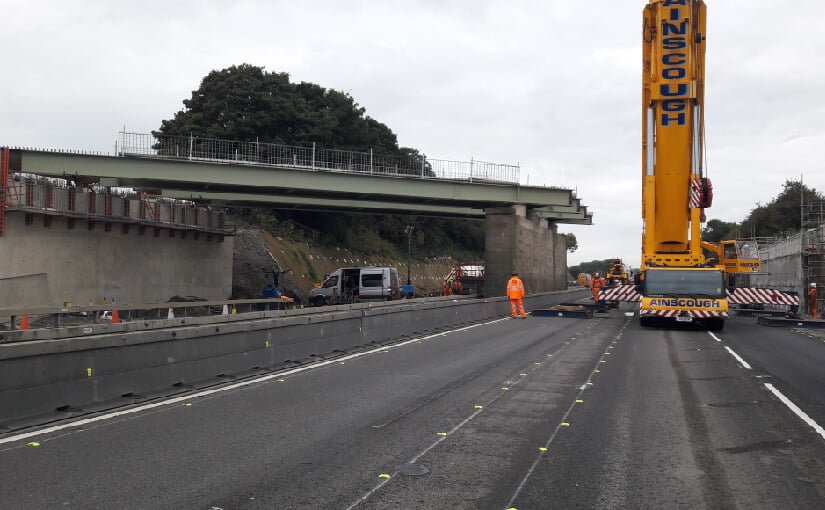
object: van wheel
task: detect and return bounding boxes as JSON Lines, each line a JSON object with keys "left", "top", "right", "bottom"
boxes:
{"left": 312, "top": 296, "right": 327, "bottom": 307}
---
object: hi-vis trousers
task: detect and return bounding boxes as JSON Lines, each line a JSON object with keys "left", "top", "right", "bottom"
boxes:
{"left": 510, "top": 299, "right": 526, "bottom": 318}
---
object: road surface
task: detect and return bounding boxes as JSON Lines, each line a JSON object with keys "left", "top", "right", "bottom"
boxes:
{"left": 2, "top": 309, "right": 825, "bottom": 509}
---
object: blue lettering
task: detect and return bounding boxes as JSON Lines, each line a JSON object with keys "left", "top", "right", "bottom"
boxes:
{"left": 663, "top": 67, "right": 687, "bottom": 79}
{"left": 663, "top": 0, "right": 687, "bottom": 5}
{"left": 663, "top": 37, "right": 687, "bottom": 50}
{"left": 663, "top": 53, "right": 687, "bottom": 66}
{"left": 662, "top": 100, "right": 686, "bottom": 112}
{"left": 662, "top": 113, "right": 687, "bottom": 126}
{"left": 660, "top": 83, "right": 688, "bottom": 97}
{"left": 663, "top": 21, "right": 688, "bottom": 36}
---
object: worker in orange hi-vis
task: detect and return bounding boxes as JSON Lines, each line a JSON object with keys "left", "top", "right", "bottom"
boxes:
{"left": 507, "top": 272, "right": 527, "bottom": 319}
{"left": 809, "top": 283, "right": 818, "bottom": 320}
{"left": 591, "top": 272, "right": 606, "bottom": 304}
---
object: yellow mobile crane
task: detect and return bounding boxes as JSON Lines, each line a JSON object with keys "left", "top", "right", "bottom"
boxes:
{"left": 637, "top": 0, "right": 728, "bottom": 330}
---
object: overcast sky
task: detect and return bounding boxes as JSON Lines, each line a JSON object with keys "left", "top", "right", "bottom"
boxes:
{"left": 2, "top": 0, "right": 823, "bottom": 267}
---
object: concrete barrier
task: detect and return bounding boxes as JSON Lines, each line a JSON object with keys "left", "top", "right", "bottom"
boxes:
{"left": 0, "top": 289, "right": 588, "bottom": 428}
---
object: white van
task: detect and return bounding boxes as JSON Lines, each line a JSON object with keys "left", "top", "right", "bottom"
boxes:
{"left": 309, "top": 267, "right": 399, "bottom": 306}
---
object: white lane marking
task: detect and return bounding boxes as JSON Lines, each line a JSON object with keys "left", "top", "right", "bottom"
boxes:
{"left": 764, "top": 383, "right": 825, "bottom": 442}
{"left": 708, "top": 332, "right": 722, "bottom": 343}
{"left": 505, "top": 318, "right": 630, "bottom": 508}
{"left": 0, "top": 317, "right": 512, "bottom": 447}
{"left": 723, "top": 346, "right": 752, "bottom": 370}
{"left": 344, "top": 317, "right": 597, "bottom": 509}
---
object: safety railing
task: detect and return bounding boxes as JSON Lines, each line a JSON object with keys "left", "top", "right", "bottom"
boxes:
{"left": 117, "top": 132, "right": 521, "bottom": 185}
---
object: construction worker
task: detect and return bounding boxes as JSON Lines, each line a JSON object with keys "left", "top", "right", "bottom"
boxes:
{"left": 591, "top": 272, "right": 606, "bottom": 304}
{"left": 809, "top": 283, "right": 818, "bottom": 320}
{"left": 507, "top": 272, "right": 527, "bottom": 319}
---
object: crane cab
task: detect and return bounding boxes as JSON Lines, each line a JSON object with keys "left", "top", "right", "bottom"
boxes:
{"left": 720, "top": 240, "right": 762, "bottom": 274}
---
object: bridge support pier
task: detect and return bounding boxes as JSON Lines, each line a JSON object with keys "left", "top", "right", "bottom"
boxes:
{"left": 483, "top": 205, "right": 567, "bottom": 297}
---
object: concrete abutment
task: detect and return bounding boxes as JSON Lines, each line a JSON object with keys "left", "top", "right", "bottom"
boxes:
{"left": 483, "top": 205, "right": 567, "bottom": 297}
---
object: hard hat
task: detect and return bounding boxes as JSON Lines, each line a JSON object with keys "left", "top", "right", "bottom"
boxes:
{"left": 511, "top": 272, "right": 518, "bottom": 276}
{"left": 812, "top": 283, "right": 817, "bottom": 288}
{"left": 595, "top": 272, "right": 600, "bottom": 277}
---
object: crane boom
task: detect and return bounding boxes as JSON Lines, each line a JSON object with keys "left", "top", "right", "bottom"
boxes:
{"left": 642, "top": 0, "right": 708, "bottom": 267}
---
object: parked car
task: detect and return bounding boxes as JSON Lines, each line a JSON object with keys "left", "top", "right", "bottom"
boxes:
{"left": 309, "top": 267, "right": 399, "bottom": 306}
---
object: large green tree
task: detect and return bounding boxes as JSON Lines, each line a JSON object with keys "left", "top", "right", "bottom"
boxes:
{"left": 162, "top": 64, "right": 480, "bottom": 260}
{"left": 155, "top": 64, "right": 420, "bottom": 158}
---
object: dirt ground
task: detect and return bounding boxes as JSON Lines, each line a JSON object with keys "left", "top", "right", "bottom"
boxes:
{"left": 232, "top": 228, "right": 458, "bottom": 302}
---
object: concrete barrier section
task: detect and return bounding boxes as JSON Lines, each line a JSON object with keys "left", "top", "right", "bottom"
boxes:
{"left": 0, "top": 289, "right": 588, "bottom": 427}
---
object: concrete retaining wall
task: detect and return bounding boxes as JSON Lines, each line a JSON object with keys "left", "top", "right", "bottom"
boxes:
{"left": 751, "top": 235, "right": 803, "bottom": 298}
{"left": 0, "top": 212, "right": 234, "bottom": 308}
{"left": 0, "top": 289, "right": 588, "bottom": 427}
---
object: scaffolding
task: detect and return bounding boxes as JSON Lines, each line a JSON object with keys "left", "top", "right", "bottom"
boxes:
{"left": 802, "top": 200, "right": 825, "bottom": 316}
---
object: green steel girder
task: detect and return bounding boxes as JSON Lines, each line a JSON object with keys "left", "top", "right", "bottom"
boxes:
{"left": 14, "top": 150, "right": 592, "bottom": 224}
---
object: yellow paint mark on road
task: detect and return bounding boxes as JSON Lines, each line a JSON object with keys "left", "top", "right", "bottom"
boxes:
{"left": 26, "top": 442, "right": 40, "bottom": 447}
{"left": 586, "top": 381, "right": 593, "bottom": 386}
{"left": 576, "top": 399, "right": 584, "bottom": 403}
{"left": 277, "top": 379, "right": 285, "bottom": 382}
{"left": 437, "top": 432, "right": 447, "bottom": 436}
{"left": 86, "top": 368, "right": 93, "bottom": 377}
{"left": 474, "top": 405, "right": 484, "bottom": 409}
{"left": 502, "top": 387, "right": 510, "bottom": 391}
{"left": 378, "top": 474, "right": 391, "bottom": 479}
{"left": 539, "top": 447, "right": 548, "bottom": 452}
{"left": 561, "top": 422, "right": 570, "bottom": 427}
{"left": 595, "top": 369, "right": 601, "bottom": 373}
{"left": 182, "top": 403, "right": 192, "bottom": 407}
{"left": 265, "top": 341, "right": 270, "bottom": 348}
{"left": 520, "top": 373, "right": 528, "bottom": 376}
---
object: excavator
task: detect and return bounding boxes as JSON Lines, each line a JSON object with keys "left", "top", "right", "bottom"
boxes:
{"left": 602, "top": 0, "right": 798, "bottom": 330}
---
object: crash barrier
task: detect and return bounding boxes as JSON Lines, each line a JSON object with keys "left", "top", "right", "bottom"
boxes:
{"left": 0, "top": 289, "right": 588, "bottom": 427}
{"left": 0, "top": 298, "right": 296, "bottom": 334}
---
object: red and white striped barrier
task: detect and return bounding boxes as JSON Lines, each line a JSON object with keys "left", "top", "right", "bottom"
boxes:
{"left": 600, "top": 285, "right": 642, "bottom": 302}
{"left": 639, "top": 309, "right": 729, "bottom": 318}
{"left": 728, "top": 288, "right": 799, "bottom": 306}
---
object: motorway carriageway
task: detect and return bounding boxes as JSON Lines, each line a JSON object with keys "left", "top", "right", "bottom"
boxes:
{"left": 2, "top": 308, "right": 825, "bottom": 509}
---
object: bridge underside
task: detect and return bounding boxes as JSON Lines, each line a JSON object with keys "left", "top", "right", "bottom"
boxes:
{"left": 9, "top": 150, "right": 591, "bottom": 223}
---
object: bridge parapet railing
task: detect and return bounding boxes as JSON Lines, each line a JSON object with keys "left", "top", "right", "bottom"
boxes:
{"left": 118, "top": 132, "right": 520, "bottom": 185}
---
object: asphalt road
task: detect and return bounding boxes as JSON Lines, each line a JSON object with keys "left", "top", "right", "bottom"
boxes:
{"left": 2, "top": 310, "right": 825, "bottom": 509}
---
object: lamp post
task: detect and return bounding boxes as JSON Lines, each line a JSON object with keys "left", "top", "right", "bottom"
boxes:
{"left": 404, "top": 225, "right": 415, "bottom": 285}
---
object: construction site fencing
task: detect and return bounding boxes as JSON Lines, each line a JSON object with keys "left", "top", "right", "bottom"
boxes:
{"left": 118, "top": 132, "right": 520, "bottom": 185}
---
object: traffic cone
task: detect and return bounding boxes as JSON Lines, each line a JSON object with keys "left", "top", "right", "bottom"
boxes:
{"left": 20, "top": 315, "right": 30, "bottom": 330}
{"left": 167, "top": 308, "right": 175, "bottom": 319}
{"left": 111, "top": 309, "right": 121, "bottom": 324}
{"left": 222, "top": 304, "right": 229, "bottom": 315}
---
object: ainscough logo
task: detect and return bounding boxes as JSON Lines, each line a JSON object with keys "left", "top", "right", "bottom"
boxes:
{"left": 660, "top": 0, "right": 690, "bottom": 127}
{"left": 649, "top": 298, "right": 721, "bottom": 309}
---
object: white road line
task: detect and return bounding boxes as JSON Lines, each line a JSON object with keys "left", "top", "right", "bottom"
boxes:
{"left": 708, "top": 331, "right": 722, "bottom": 342}
{"left": 723, "top": 345, "right": 752, "bottom": 370}
{"left": 344, "top": 317, "right": 596, "bottom": 509}
{"left": 0, "top": 317, "right": 512, "bottom": 447}
{"left": 764, "top": 383, "right": 825, "bottom": 442}
{"left": 505, "top": 317, "right": 630, "bottom": 508}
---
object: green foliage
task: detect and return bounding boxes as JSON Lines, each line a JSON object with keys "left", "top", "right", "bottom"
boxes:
{"left": 702, "top": 219, "right": 737, "bottom": 243}
{"left": 561, "top": 232, "right": 578, "bottom": 253}
{"left": 160, "top": 64, "right": 480, "bottom": 261}
{"left": 705, "top": 180, "right": 824, "bottom": 239}
{"left": 154, "top": 64, "right": 427, "bottom": 174}
{"left": 568, "top": 259, "right": 612, "bottom": 276}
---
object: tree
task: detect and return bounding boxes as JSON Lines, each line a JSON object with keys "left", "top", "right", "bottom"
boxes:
{"left": 568, "top": 259, "right": 612, "bottom": 277}
{"left": 154, "top": 64, "right": 430, "bottom": 175}
{"left": 703, "top": 180, "right": 824, "bottom": 240}
{"left": 561, "top": 232, "right": 578, "bottom": 253}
